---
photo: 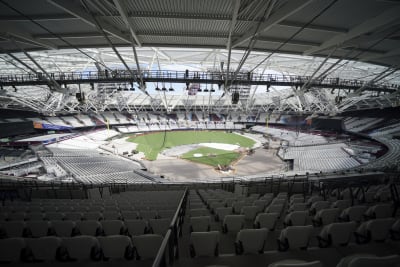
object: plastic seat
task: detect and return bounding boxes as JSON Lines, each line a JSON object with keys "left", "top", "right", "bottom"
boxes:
{"left": 0, "top": 238, "right": 26, "bottom": 262}
{"left": 288, "top": 203, "right": 308, "bottom": 212}
{"left": 125, "top": 219, "right": 148, "bottom": 236}
{"left": 8, "top": 212, "right": 26, "bottom": 221}
{"left": 340, "top": 206, "right": 367, "bottom": 222}
{"left": 331, "top": 200, "right": 351, "bottom": 211}
{"left": 83, "top": 212, "right": 103, "bottom": 221}
{"left": 149, "top": 218, "right": 170, "bottom": 236}
{"left": 139, "top": 210, "right": 158, "bottom": 220}
{"left": 103, "top": 211, "right": 121, "bottom": 220}
{"left": 278, "top": 225, "right": 313, "bottom": 251}
{"left": 317, "top": 222, "right": 356, "bottom": 247}
{"left": 253, "top": 200, "right": 270, "bottom": 212}
{"left": 235, "top": 228, "right": 268, "bottom": 254}
{"left": 64, "top": 212, "right": 83, "bottom": 221}
{"left": 62, "top": 235, "right": 100, "bottom": 260}
{"left": 26, "top": 221, "right": 50, "bottom": 237}
{"left": 232, "top": 201, "right": 246, "bottom": 214}
{"left": 310, "top": 201, "right": 330, "bottom": 214}
{"left": 122, "top": 211, "right": 139, "bottom": 220}
{"left": 190, "top": 216, "right": 211, "bottom": 232}
{"left": 215, "top": 207, "right": 232, "bottom": 222}
{"left": 190, "top": 208, "right": 209, "bottom": 217}
{"left": 76, "top": 220, "right": 102, "bottom": 236}
{"left": 355, "top": 218, "right": 395, "bottom": 243}
{"left": 190, "top": 231, "right": 219, "bottom": 258}
{"left": 265, "top": 204, "right": 284, "bottom": 217}
{"left": 313, "top": 208, "right": 339, "bottom": 226}
{"left": 44, "top": 212, "right": 64, "bottom": 221}
{"left": 364, "top": 204, "right": 392, "bottom": 219}
{"left": 52, "top": 220, "right": 76, "bottom": 237}
{"left": 241, "top": 206, "right": 259, "bottom": 221}
{"left": 132, "top": 234, "right": 163, "bottom": 260}
{"left": 157, "top": 209, "right": 175, "bottom": 219}
{"left": 101, "top": 220, "right": 125, "bottom": 236}
{"left": 254, "top": 212, "right": 279, "bottom": 230}
{"left": 26, "top": 236, "right": 62, "bottom": 261}
{"left": 27, "top": 212, "right": 45, "bottom": 221}
{"left": 223, "top": 215, "right": 245, "bottom": 233}
{"left": 284, "top": 211, "right": 308, "bottom": 226}
{"left": 0, "top": 221, "right": 26, "bottom": 237}
{"left": 98, "top": 235, "right": 133, "bottom": 260}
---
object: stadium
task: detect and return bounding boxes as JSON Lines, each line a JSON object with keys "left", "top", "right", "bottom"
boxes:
{"left": 0, "top": 0, "right": 399, "bottom": 266}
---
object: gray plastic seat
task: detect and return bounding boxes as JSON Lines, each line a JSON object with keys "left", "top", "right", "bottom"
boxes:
{"left": 190, "top": 216, "right": 211, "bottom": 232}
{"left": 235, "top": 228, "right": 268, "bottom": 254}
{"left": 98, "top": 235, "right": 132, "bottom": 260}
{"left": 62, "top": 235, "right": 100, "bottom": 260}
{"left": 125, "top": 219, "right": 148, "bottom": 236}
{"left": 190, "top": 231, "right": 219, "bottom": 258}
{"left": 101, "top": 220, "right": 125, "bottom": 236}
{"left": 26, "top": 236, "right": 62, "bottom": 261}
{"left": 0, "top": 237, "right": 26, "bottom": 262}
{"left": 132, "top": 234, "right": 163, "bottom": 260}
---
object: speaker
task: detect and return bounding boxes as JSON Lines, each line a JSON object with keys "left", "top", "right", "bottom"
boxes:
{"left": 232, "top": 92, "right": 239, "bottom": 104}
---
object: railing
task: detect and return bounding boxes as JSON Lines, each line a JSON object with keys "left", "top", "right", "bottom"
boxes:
{"left": 153, "top": 187, "right": 188, "bottom": 267}
{"left": 0, "top": 70, "right": 398, "bottom": 92}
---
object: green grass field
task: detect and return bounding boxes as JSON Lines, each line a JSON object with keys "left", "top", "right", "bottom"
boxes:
{"left": 181, "top": 147, "right": 241, "bottom": 167}
{"left": 127, "top": 130, "right": 255, "bottom": 160}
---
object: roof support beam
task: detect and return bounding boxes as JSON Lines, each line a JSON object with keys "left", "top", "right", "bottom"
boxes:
{"left": 304, "top": 6, "right": 400, "bottom": 55}
{"left": 112, "top": 0, "right": 141, "bottom": 47}
{"left": 232, "top": 0, "right": 314, "bottom": 48}
{"left": 0, "top": 25, "right": 57, "bottom": 50}
{"left": 47, "top": 0, "right": 131, "bottom": 43}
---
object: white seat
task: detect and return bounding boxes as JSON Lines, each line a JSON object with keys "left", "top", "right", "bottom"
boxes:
{"left": 44, "top": 212, "right": 64, "bottom": 221}
{"left": 340, "top": 206, "right": 367, "bottom": 222}
{"left": 122, "top": 211, "right": 139, "bottom": 220}
{"left": 83, "top": 212, "right": 103, "bottom": 221}
{"left": 278, "top": 225, "right": 313, "bottom": 251}
{"left": 190, "top": 208, "right": 209, "bottom": 217}
{"left": 0, "top": 221, "right": 26, "bottom": 237}
{"left": 306, "top": 196, "right": 323, "bottom": 206}
{"left": 26, "top": 236, "right": 62, "bottom": 261}
{"left": 132, "top": 234, "right": 163, "bottom": 260}
{"left": 271, "top": 198, "right": 286, "bottom": 205}
{"left": 103, "top": 211, "right": 121, "bottom": 220}
{"left": 51, "top": 220, "right": 76, "bottom": 237}
{"left": 318, "top": 222, "right": 356, "bottom": 247}
{"left": 26, "top": 221, "right": 50, "bottom": 237}
{"left": 288, "top": 203, "right": 308, "bottom": 212}
{"left": 62, "top": 235, "right": 100, "bottom": 260}
{"left": 235, "top": 228, "right": 268, "bottom": 254}
{"left": 232, "top": 201, "right": 246, "bottom": 214}
{"left": 149, "top": 218, "right": 170, "bottom": 236}
{"left": 313, "top": 208, "right": 339, "bottom": 226}
{"left": 268, "top": 260, "right": 322, "bottom": 267}
{"left": 223, "top": 215, "right": 245, "bottom": 233}
{"left": 76, "top": 220, "right": 102, "bottom": 236}
{"left": 331, "top": 200, "right": 351, "bottom": 211}
{"left": 64, "top": 212, "right": 83, "bottom": 221}
{"left": 190, "top": 231, "right": 219, "bottom": 257}
{"left": 0, "top": 237, "right": 26, "bottom": 262}
{"left": 215, "top": 207, "right": 232, "bottom": 222}
{"left": 125, "top": 219, "right": 148, "bottom": 236}
{"left": 284, "top": 211, "right": 308, "bottom": 226}
{"left": 101, "top": 220, "right": 125, "bottom": 236}
{"left": 190, "top": 216, "right": 211, "bottom": 232}
{"left": 265, "top": 204, "right": 284, "bottom": 217}
{"left": 336, "top": 254, "right": 400, "bottom": 267}
{"left": 355, "top": 218, "right": 395, "bottom": 243}
{"left": 98, "top": 235, "right": 132, "bottom": 260}
{"left": 364, "top": 204, "right": 392, "bottom": 219}
{"left": 139, "top": 210, "right": 158, "bottom": 220}
{"left": 310, "top": 201, "right": 330, "bottom": 214}
{"left": 241, "top": 206, "right": 259, "bottom": 221}
{"left": 254, "top": 213, "right": 279, "bottom": 230}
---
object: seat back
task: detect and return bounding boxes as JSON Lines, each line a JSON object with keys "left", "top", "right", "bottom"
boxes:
{"left": 285, "top": 211, "right": 308, "bottom": 226}
{"left": 367, "top": 218, "right": 395, "bottom": 241}
{"left": 26, "top": 221, "right": 50, "bottom": 238}
{"left": 215, "top": 207, "right": 232, "bottom": 221}
{"left": 76, "top": 220, "right": 102, "bottom": 236}
{"left": 1, "top": 221, "right": 26, "bottom": 238}
{"left": 281, "top": 225, "right": 313, "bottom": 249}
{"left": 348, "top": 254, "right": 400, "bottom": 267}
{"left": 132, "top": 234, "right": 163, "bottom": 260}
{"left": 101, "top": 220, "right": 125, "bottom": 236}
{"left": 149, "top": 219, "right": 170, "bottom": 236}
{"left": 98, "top": 235, "right": 132, "bottom": 260}
{"left": 270, "top": 260, "right": 322, "bottom": 267}
{"left": 190, "top": 208, "right": 209, "bottom": 217}
{"left": 255, "top": 213, "right": 279, "bottom": 230}
{"left": 322, "top": 222, "right": 356, "bottom": 246}
{"left": 316, "top": 208, "right": 339, "bottom": 225}
{"left": 236, "top": 228, "right": 268, "bottom": 254}
{"left": 190, "top": 216, "right": 211, "bottom": 232}
{"left": 342, "top": 206, "right": 367, "bottom": 222}
{"left": 125, "top": 219, "right": 147, "bottom": 236}
{"left": 241, "top": 206, "right": 258, "bottom": 220}
{"left": 62, "top": 235, "right": 99, "bottom": 260}
{"left": 190, "top": 231, "right": 219, "bottom": 257}
{"left": 223, "top": 215, "right": 245, "bottom": 233}
{"left": 27, "top": 236, "right": 62, "bottom": 261}
{"left": 0, "top": 238, "right": 26, "bottom": 262}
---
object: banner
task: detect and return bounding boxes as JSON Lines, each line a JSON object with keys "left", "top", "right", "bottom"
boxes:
{"left": 33, "top": 122, "right": 72, "bottom": 130}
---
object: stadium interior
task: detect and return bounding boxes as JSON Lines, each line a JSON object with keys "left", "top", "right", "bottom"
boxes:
{"left": 0, "top": 0, "right": 400, "bottom": 266}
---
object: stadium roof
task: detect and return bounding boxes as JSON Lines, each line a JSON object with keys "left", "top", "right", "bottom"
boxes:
{"left": 0, "top": 0, "right": 399, "bottom": 115}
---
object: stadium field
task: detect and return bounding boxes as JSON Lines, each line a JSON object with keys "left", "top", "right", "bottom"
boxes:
{"left": 127, "top": 130, "right": 255, "bottom": 160}
{"left": 181, "top": 147, "right": 241, "bottom": 167}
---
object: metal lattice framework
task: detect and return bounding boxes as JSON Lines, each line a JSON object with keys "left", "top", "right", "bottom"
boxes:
{"left": 0, "top": 0, "right": 400, "bottom": 115}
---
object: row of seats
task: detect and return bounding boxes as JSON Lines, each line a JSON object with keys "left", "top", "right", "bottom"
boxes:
{"left": 0, "top": 218, "right": 171, "bottom": 238}
{"left": 0, "top": 234, "right": 163, "bottom": 262}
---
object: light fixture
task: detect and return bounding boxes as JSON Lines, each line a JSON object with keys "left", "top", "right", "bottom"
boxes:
{"left": 162, "top": 86, "right": 167, "bottom": 91}
{"left": 169, "top": 87, "right": 174, "bottom": 91}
